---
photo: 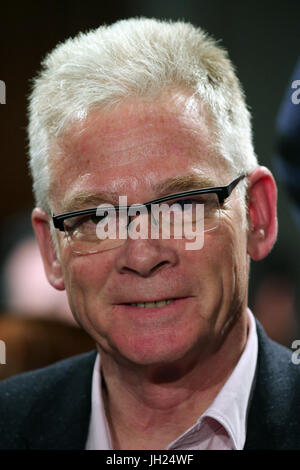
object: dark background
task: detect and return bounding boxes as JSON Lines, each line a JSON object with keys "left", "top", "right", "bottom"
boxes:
{"left": 0, "top": 0, "right": 299, "bottom": 337}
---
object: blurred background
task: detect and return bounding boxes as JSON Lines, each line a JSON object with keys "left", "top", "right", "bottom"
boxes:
{"left": 0, "top": 0, "right": 299, "bottom": 378}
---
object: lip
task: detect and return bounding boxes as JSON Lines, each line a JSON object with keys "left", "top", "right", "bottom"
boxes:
{"left": 122, "top": 298, "right": 177, "bottom": 306}
{"left": 114, "top": 297, "right": 190, "bottom": 319}
{"left": 116, "top": 296, "right": 186, "bottom": 305}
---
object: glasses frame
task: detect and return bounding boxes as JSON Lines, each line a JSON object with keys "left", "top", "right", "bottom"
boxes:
{"left": 52, "top": 174, "right": 247, "bottom": 231}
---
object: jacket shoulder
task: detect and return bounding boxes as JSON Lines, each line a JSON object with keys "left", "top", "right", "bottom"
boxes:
{"left": 245, "top": 322, "right": 300, "bottom": 449}
{"left": 0, "top": 350, "right": 97, "bottom": 449}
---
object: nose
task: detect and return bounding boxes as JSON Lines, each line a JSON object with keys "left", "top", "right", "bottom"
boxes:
{"left": 115, "top": 237, "right": 179, "bottom": 277}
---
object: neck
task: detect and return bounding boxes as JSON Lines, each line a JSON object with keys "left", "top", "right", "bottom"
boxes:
{"left": 99, "top": 309, "right": 249, "bottom": 449}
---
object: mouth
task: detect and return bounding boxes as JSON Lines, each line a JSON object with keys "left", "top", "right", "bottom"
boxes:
{"left": 125, "top": 299, "right": 174, "bottom": 308}
{"left": 115, "top": 297, "right": 191, "bottom": 322}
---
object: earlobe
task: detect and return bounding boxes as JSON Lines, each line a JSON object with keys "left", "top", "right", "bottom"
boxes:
{"left": 32, "top": 208, "right": 65, "bottom": 291}
{"left": 247, "top": 166, "right": 278, "bottom": 261}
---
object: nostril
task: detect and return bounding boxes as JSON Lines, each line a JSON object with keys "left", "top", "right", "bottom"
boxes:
{"left": 150, "top": 260, "right": 169, "bottom": 275}
{"left": 115, "top": 237, "right": 179, "bottom": 277}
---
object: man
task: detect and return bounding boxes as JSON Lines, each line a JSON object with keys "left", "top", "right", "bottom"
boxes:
{"left": 0, "top": 18, "right": 299, "bottom": 450}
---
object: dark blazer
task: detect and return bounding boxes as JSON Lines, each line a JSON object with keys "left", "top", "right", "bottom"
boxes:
{"left": 0, "top": 322, "right": 300, "bottom": 450}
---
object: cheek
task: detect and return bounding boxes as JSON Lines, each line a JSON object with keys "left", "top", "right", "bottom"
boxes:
{"left": 185, "top": 232, "right": 225, "bottom": 276}
{"left": 61, "top": 253, "right": 113, "bottom": 309}
{"left": 183, "top": 235, "right": 225, "bottom": 314}
{"left": 188, "top": 222, "right": 248, "bottom": 297}
{"left": 62, "top": 255, "right": 117, "bottom": 338}
{"left": 216, "top": 221, "right": 249, "bottom": 307}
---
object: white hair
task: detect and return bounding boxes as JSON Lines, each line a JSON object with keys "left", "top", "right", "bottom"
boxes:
{"left": 28, "top": 17, "right": 258, "bottom": 213}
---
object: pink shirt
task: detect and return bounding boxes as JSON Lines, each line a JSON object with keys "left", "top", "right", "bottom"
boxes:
{"left": 85, "top": 309, "right": 258, "bottom": 450}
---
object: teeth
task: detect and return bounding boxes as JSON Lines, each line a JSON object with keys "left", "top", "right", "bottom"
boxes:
{"left": 130, "top": 299, "right": 173, "bottom": 308}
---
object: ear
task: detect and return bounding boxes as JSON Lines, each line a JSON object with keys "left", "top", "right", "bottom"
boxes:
{"left": 247, "top": 166, "right": 278, "bottom": 261}
{"left": 32, "top": 208, "right": 65, "bottom": 290}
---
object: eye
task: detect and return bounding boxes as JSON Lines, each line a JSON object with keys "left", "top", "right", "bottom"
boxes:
{"left": 165, "top": 194, "right": 219, "bottom": 222}
{"left": 169, "top": 197, "right": 205, "bottom": 211}
{"left": 176, "top": 198, "right": 198, "bottom": 208}
{"left": 64, "top": 213, "right": 107, "bottom": 233}
{"left": 90, "top": 214, "right": 106, "bottom": 224}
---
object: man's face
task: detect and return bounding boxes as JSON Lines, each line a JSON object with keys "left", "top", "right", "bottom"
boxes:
{"left": 49, "top": 93, "right": 249, "bottom": 366}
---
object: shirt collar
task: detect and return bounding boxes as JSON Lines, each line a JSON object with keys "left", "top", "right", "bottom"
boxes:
{"left": 166, "top": 308, "right": 258, "bottom": 450}
{"left": 85, "top": 308, "right": 258, "bottom": 450}
{"left": 85, "top": 353, "right": 112, "bottom": 450}
{"left": 205, "top": 308, "right": 258, "bottom": 449}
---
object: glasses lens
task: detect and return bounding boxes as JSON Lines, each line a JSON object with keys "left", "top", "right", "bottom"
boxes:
{"left": 151, "top": 192, "right": 220, "bottom": 239}
{"left": 63, "top": 211, "right": 126, "bottom": 254}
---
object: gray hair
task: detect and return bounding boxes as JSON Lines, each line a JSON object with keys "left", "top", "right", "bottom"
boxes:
{"left": 28, "top": 17, "right": 258, "bottom": 213}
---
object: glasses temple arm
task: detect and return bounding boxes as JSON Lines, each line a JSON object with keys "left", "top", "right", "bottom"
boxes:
{"left": 218, "top": 174, "right": 247, "bottom": 203}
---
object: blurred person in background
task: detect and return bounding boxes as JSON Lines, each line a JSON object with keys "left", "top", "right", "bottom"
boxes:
{"left": 252, "top": 266, "right": 297, "bottom": 346}
{"left": 0, "top": 18, "right": 300, "bottom": 450}
{"left": 0, "top": 211, "right": 73, "bottom": 323}
{"left": 3, "top": 233, "right": 74, "bottom": 324}
{"left": 274, "top": 57, "right": 300, "bottom": 228}
{"left": 0, "top": 213, "right": 95, "bottom": 380}
{"left": 253, "top": 58, "right": 300, "bottom": 346}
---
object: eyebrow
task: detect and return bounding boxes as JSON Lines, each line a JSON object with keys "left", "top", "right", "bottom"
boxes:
{"left": 62, "top": 191, "right": 120, "bottom": 212}
{"left": 153, "top": 174, "right": 217, "bottom": 197}
{"left": 62, "top": 174, "right": 217, "bottom": 212}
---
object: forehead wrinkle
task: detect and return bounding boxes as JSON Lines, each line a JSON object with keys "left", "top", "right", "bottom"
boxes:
{"left": 59, "top": 97, "right": 212, "bottom": 162}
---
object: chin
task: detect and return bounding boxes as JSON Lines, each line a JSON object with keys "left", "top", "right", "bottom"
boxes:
{"left": 108, "top": 328, "right": 203, "bottom": 367}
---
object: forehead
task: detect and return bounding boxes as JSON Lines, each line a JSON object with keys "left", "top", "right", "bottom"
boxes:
{"left": 49, "top": 93, "right": 230, "bottom": 211}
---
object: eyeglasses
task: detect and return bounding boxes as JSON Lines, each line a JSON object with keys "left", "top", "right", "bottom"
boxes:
{"left": 52, "top": 174, "right": 246, "bottom": 255}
